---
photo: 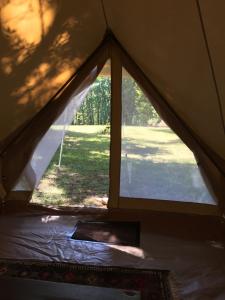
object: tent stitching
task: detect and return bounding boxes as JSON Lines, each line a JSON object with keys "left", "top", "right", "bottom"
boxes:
{"left": 196, "top": 0, "right": 225, "bottom": 135}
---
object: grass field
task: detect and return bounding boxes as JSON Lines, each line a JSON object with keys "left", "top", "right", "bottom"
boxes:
{"left": 32, "top": 125, "right": 214, "bottom": 207}
{"left": 32, "top": 125, "right": 110, "bottom": 207}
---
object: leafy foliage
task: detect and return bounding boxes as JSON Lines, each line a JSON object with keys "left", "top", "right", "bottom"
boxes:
{"left": 74, "top": 76, "right": 160, "bottom": 126}
{"left": 75, "top": 77, "right": 111, "bottom": 125}
{"left": 122, "top": 74, "right": 160, "bottom": 126}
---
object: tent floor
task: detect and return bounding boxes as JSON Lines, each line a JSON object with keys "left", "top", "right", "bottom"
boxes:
{"left": 0, "top": 210, "right": 224, "bottom": 299}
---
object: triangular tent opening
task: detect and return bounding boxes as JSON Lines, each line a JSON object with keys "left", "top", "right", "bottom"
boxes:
{"left": 120, "top": 67, "right": 215, "bottom": 205}
{"left": 13, "top": 52, "right": 216, "bottom": 210}
{"left": 1, "top": 35, "right": 224, "bottom": 215}
{"left": 15, "top": 60, "right": 111, "bottom": 208}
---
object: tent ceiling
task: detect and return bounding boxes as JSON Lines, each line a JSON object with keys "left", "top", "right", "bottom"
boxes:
{"left": 103, "top": 0, "right": 225, "bottom": 158}
{"left": 0, "top": 0, "right": 224, "bottom": 160}
{"left": 0, "top": 0, "right": 106, "bottom": 142}
{"left": 199, "top": 0, "right": 225, "bottom": 127}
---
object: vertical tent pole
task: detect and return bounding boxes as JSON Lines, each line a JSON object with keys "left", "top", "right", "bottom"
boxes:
{"left": 57, "top": 108, "right": 68, "bottom": 168}
{"left": 108, "top": 41, "right": 122, "bottom": 208}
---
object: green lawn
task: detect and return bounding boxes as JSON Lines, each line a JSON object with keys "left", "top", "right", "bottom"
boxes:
{"left": 120, "top": 126, "right": 213, "bottom": 202}
{"left": 32, "top": 125, "right": 213, "bottom": 207}
{"left": 32, "top": 125, "right": 110, "bottom": 207}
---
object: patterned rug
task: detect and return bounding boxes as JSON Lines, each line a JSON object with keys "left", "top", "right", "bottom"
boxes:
{"left": 0, "top": 259, "right": 178, "bottom": 300}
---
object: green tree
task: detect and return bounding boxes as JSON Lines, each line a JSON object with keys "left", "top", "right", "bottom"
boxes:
{"left": 122, "top": 75, "right": 160, "bottom": 126}
{"left": 75, "top": 77, "right": 111, "bottom": 125}
{"left": 74, "top": 74, "right": 160, "bottom": 126}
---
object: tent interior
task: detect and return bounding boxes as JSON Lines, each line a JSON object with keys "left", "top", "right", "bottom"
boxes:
{"left": 0, "top": 0, "right": 225, "bottom": 299}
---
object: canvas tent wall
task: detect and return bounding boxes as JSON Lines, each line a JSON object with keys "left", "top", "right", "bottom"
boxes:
{"left": 0, "top": 0, "right": 224, "bottom": 214}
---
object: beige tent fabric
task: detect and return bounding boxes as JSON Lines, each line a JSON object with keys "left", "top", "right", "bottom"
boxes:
{"left": 112, "top": 36, "right": 225, "bottom": 212}
{"left": 199, "top": 0, "right": 225, "bottom": 128}
{"left": 0, "top": 1, "right": 224, "bottom": 211}
{"left": 0, "top": 39, "right": 109, "bottom": 199}
{"left": 3, "top": 35, "right": 224, "bottom": 213}
{"left": 103, "top": 0, "right": 225, "bottom": 160}
{"left": 0, "top": 0, "right": 106, "bottom": 142}
{"left": 0, "top": 0, "right": 224, "bottom": 158}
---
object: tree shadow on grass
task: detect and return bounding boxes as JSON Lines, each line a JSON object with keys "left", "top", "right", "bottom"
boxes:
{"left": 122, "top": 142, "right": 168, "bottom": 157}
{"left": 123, "top": 137, "right": 182, "bottom": 147}
{"left": 34, "top": 128, "right": 213, "bottom": 207}
{"left": 120, "top": 158, "right": 213, "bottom": 203}
{"left": 34, "top": 130, "right": 111, "bottom": 206}
{"left": 149, "top": 139, "right": 182, "bottom": 146}
{"left": 150, "top": 128, "right": 175, "bottom": 134}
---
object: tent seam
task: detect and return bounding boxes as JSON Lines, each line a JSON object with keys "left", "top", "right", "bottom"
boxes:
{"left": 196, "top": 0, "right": 225, "bottom": 136}
{"left": 101, "top": 0, "right": 109, "bottom": 30}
